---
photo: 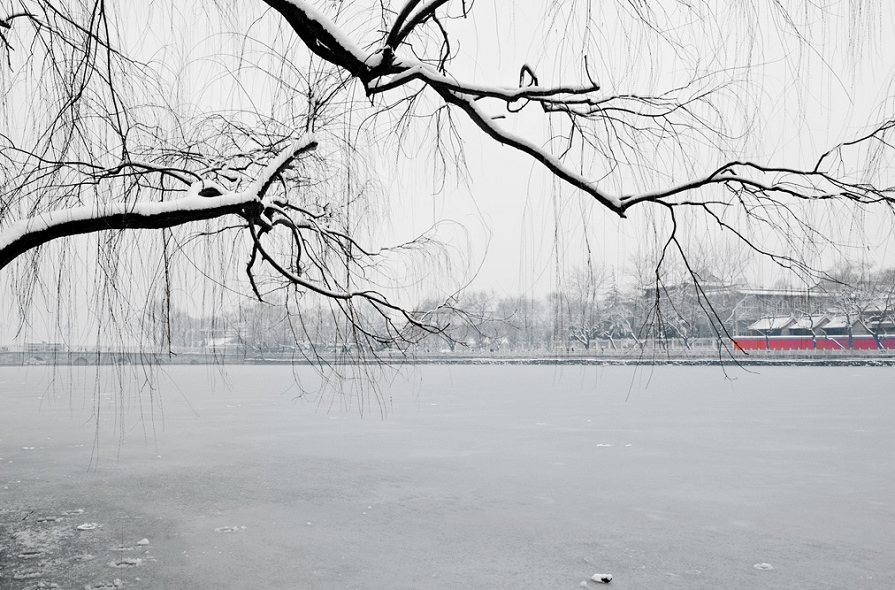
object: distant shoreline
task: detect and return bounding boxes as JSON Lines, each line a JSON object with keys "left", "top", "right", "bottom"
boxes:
{"left": 248, "top": 356, "right": 895, "bottom": 367}
{"left": 3, "top": 350, "right": 895, "bottom": 367}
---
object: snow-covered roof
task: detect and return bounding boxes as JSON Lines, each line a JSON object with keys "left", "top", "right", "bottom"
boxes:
{"left": 820, "top": 315, "right": 856, "bottom": 329}
{"left": 790, "top": 315, "right": 827, "bottom": 330}
{"left": 747, "top": 316, "right": 795, "bottom": 331}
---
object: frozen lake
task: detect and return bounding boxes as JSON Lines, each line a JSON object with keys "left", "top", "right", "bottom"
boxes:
{"left": 1, "top": 365, "right": 893, "bottom": 588}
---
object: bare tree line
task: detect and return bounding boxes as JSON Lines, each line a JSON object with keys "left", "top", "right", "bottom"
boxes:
{"left": 120, "top": 262, "right": 895, "bottom": 357}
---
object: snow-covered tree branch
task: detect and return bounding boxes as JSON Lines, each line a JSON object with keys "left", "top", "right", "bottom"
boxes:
{"left": 0, "top": 137, "right": 319, "bottom": 271}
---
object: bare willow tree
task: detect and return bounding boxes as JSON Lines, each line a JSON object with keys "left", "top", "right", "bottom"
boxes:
{"left": 2, "top": 0, "right": 894, "bottom": 362}
{"left": 561, "top": 265, "right": 605, "bottom": 351}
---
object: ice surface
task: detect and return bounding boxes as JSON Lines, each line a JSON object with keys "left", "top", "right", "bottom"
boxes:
{"left": 2, "top": 364, "right": 893, "bottom": 588}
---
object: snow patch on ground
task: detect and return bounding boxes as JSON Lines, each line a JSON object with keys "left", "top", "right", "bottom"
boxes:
{"left": 77, "top": 523, "right": 100, "bottom": 531}
{"left": 108, "top": 557, "right": 141, "bottom": 568}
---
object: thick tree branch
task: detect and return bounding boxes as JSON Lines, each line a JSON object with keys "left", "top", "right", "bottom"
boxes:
{"left": 261, "top": 0, "right": 371, "bottom": 76}
{"left": 0, "top": 193, "right": 254, "bottom": 271}
{"left": 0, "top": 136, "right": 318, "bottom": 271}
{"left": 387, "top": 0, "right": 451, "bottom": 50}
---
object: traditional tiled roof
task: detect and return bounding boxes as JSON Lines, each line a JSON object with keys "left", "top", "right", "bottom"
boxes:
{"left": 747, "top": 315, "right": 796, "bottom": 331}
{"left": 819, "top": 314, "right": 855, "bottom": 330}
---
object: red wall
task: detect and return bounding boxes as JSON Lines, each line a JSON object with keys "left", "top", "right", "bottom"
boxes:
{"left": 734, "top": 336, "right": 895, "bottom": 351}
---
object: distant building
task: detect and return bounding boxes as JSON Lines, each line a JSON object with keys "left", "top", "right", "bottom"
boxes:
{"left": 24, "top": 342, "right": 66, "bottom": 354}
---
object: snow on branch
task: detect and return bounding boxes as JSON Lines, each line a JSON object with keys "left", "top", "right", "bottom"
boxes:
{"left": 0, "top": 192, "right": 256, "bottom": 271}
{"left": 386, "top": 0, "right": 451, "bottom": 50}
{"left": 432, "top": 84, "right": 623, "bottom": 211}
{"left": 620, "top": 159, "right": 895, "bottom": 208}
{"left": 262, "top": 0, "right": 372, "bottom": 74}
{"left": 366, "top": 63, "right": 600, "bottom": 101}
{"left": 0, "top": 135, "right": 318, "bottom": 271}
